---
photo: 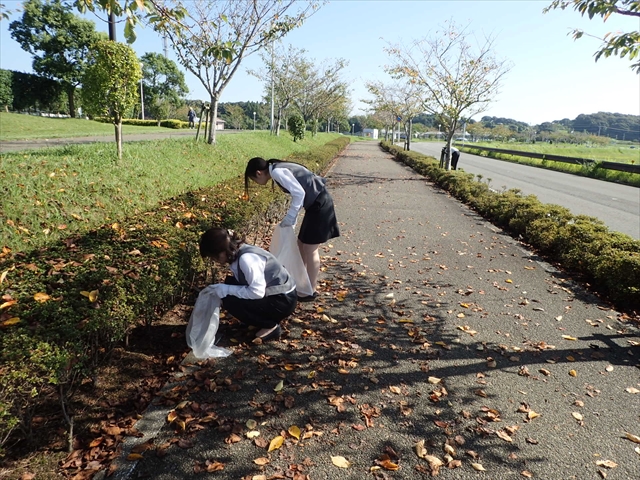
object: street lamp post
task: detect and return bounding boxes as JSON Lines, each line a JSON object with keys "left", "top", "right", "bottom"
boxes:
{"left": 253, "top": 111, "right": 256, "bottom": 130}
{"left": 351, "top": 124, "right": 355, "bottom": 135}
{"left": 139, "top": 63, "right": 144, "bottom": 120}
{"left": 438, "top": 123, "right": 441, "bottom": 138}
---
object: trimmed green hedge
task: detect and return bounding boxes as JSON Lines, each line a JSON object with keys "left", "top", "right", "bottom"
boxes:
{"left": 0, "top": 137, "right": 349, "bottom": 455}
{"left": 381, "top": 141, "right": 640, "bottom": 312}
{"left": 92, "top": 118, "right": 190, "bottom": 129}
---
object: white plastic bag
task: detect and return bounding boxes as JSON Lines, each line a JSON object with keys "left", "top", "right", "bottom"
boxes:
{"left": 270, "top": 225, "right": 314, "bottom": 297}
{"left": 186, "top": 289, "right": 233, "bottom": 359}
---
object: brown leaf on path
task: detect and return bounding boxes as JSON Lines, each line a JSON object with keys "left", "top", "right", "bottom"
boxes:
{"left": 624, "top": 432, "right": 640, "bottom": 444}
{"left": 497, "top": 431, "right": 513, "bottom": 442}
{"left": 521, "top": 471, "right": 534, "bottom": 478}
{"left": 253, "top": 457, "right": 270, "bottom": 465}
{"left": 331, "top": 455, "right": 351, "bottom": 468}
{"left": 178, "top": 438, "right": 194, "bottom": 449}
{"left": 471, "top": 462, "right": 486, "bottom": 471}
{"left": 595, "top": 460, "right": 617, "bottom": 469}
{"left": 414, "top": 440, "right": 428, "bottom": 459}
{"left": 131, "top": 439, "right": 155, "bottom": 453}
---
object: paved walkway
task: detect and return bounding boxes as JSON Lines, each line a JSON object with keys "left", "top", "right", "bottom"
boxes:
{"left": 109, "top": 142, "right": 639, "bottom": 480}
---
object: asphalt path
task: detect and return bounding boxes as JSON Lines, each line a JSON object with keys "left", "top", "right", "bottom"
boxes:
{"left": 409, "top": 141, "right": 640, "bottom": 239}
{"left": 108, "top": 142, "right": 640, "bottom": 480}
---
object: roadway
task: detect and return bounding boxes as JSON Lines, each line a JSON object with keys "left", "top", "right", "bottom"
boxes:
{"left": 409, "top": 141, "right": 640, "bottom": 239}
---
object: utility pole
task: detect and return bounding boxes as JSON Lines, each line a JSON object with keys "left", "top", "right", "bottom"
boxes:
{"left": 108, "top": 12, "right": 116, "bottom": 41}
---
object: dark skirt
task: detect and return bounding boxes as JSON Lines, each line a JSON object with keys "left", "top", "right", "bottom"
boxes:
{"left": 222, "top": 276, "right": 297, "bottom": 329}
{"left": 298, "top": 189, "right": 340, "bottom": 245}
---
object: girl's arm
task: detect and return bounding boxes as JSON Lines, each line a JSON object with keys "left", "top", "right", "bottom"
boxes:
{"left": 270, "top": 168, "right": 305, "bottom": 219}
{"left": 217, "top": 253, "right": 267, "bottom": 299}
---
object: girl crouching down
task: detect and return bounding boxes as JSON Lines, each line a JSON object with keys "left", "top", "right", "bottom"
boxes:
{"left": 199, "top": 227, "right": 297, "bottom": 341}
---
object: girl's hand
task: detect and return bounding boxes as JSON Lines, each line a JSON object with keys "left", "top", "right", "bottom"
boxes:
{"left": 280, "top": 213, "right": 297, "bottom": 227}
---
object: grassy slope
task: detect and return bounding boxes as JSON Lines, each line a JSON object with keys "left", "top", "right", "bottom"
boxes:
{"left": 1, "top": 131, "right": 341, "bottom": 252}
{"left": 0, "top": 111, "right": 174, "bottom": 140}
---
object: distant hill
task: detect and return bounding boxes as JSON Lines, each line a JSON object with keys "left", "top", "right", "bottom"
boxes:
{"left": 479, "top": 112, "right": 639, "bottom": 142}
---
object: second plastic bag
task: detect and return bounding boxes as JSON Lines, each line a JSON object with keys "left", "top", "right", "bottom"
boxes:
{"left": 186, "top": 288, "right": 233, "bottom": 359}
{"left": 270, "top": 225, "right": 314, "bottom": 297}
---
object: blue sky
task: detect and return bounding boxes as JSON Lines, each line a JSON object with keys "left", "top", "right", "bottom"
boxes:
{"left": 1, "top": 0, "right": 639, "bottom": 125}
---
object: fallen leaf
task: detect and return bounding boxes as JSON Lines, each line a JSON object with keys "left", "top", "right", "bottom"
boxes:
{"left": 1, "top": 317, "right": 20, "bottom": 327}
{"left": 288, "top": 425, "right": 301, "bottom": 440}
{"left": 595, "top": 460, "right": 617, "bottom": 469}
{"left": 80, "top": 289, "right": 99, "bottom": 303}
{"left": 428, "top": 376, "right": 441, "bottom": 384}
{"left": 572, "top": 412, "right": 583, "bottom": 421}
{"left": 569, "top": 369, "right": 577, "bottom": 377}
{"left": 126, "top": 453, "right": 143, "bottom": 461}
{"left": 274, "top": 380, "right": 284, "bottom": 392}
{"left": 625, "top": 387, "right": 639, "bottom": 394}
{"left": 389, "top": 386, "right": 402, "bottom": 394}
{"left": 527, "top": 411, "right": 540, "bottom": 420}
{"left": 624, "top": 432, "right": 640, "bottom": 444}
{"left": 471, "top": 462, "right": 486, "bottom": 471}
{"left": 253, "top": 457, "right": 270, "bottom": 466}
{"left": 268, "top": 435, "right": 284, "bottom": 452}
{"left": 414, "top": 440, "right": 428, "bottom": 459}
{"left": 33, "top": 292, "right": 50, "bottom": 303}
{"left": 497, "top": 431, "right": 513, "bottom": 442}
{"left": 331, "top": 455, "right": 351, "bottom": 468}
{"left": 562, "top": 335, "right": 578, "bottom": 341}
{"left": 521, "top": 471, "right": 534, "bottom": 478}
{"left": 246, "top": 419, "right": 257, "bottom": 429}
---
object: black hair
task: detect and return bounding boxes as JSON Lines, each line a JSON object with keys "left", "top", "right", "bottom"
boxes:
{"left": 244, "top": 157, "right": 288, "bottom": 197}
{"left": 199, "top": 227, "right": 245, "bottom": 263}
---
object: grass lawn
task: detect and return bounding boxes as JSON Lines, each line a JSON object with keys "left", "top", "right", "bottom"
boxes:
{"left": 468, "top": 140, "right": 640, "bottom": 164}
{"left": 0, "top": 111, "right": 175, "bottom": 140}
{"left": 1, "top": 130, "right": 342, "bottom": 252}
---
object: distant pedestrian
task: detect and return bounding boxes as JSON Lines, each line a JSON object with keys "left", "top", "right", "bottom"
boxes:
{"left": 244, "top": 157, "right": 340, "bottom": 302}
{"left": 198, "top": 227, "right": 297, "bottom": 342}
{"left": 441, "top": 146, "right": 461, "bottom": 170}
{"left": 188, "top": 107, "right": 196, "bottom": 129}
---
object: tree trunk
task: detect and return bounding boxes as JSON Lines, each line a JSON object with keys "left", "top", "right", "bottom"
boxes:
{"left": 208, "top": 95, "right": 219, "bottom": 145}
{"left": 67, "top": 85, "right": 76, "bottom": 118}
{"left": 114, "top": 119, "right": 123, "bottom": 160}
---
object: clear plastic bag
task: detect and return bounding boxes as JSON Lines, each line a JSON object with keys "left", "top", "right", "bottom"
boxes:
{"left": 186, "top": 289, "right": 233, "bottom": 359}
{"left": 270, "top": 225, "right": 314, "bottom": 297}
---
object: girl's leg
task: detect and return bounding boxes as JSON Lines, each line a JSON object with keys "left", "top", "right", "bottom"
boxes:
{"left": 297, "top": 240, "right": 321, "bottom": 292}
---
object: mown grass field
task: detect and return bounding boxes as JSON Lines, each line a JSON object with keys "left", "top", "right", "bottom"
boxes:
{"left": 1, "top": 130, "right": 341, "bottom": 252}
{"left": 0, "top": 111, "right": 173, "bottom": 140}
{"left": 469, "top": 140, "right": 640, "bottom": 164}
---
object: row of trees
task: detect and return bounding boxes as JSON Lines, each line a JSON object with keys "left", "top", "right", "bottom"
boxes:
{"left": 5, "top": 0, "right": 189, "bottom": 123}
{"left": 4, "top": 0, "right": 324, "bottom": 152}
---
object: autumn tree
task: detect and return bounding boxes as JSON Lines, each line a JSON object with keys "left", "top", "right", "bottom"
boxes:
{"left": 250, "top": 43, "right": 302, "bottom": 136}
{"left": 285, "top": 53, "right": 350, "bottom": 136}
{"left": 71, "top": 0, "right": 186, "bottom": 43}
{"left": 544, "top": 0, "right": 640, "bottom": 73}
{"left": 363, "top": 80, "right": 406, "bottom": 142}
{"left": 9, "top": 0, "right": 106, "bottom": 117}
{"left": 385, "top": 22, "right": 511, "bottom": 170}
{"left": 140, "top": 52, "right": 188, "bottom": 124}
{"left": 153, "top": 0, "right": 320, "bottom": 144}
{"left": 81, "top": 40, "right": 141, "bottom": 159}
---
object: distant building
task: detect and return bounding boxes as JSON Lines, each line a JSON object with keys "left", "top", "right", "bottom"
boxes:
{"left": 363, "top": 128, "right": 378, "bottom": 139}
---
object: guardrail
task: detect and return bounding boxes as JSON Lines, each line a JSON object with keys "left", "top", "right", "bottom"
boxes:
{"left": 456, "top": 144, "right": 640, "bottom": 174}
